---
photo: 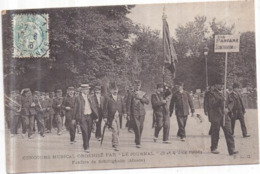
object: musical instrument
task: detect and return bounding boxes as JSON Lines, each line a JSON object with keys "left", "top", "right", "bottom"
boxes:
{"left": 4, "top": 94, "right": 21, "bottom": 112}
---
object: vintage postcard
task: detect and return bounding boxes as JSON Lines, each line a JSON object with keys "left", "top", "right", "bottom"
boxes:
{"left": 2, "top": 0, "right": 258, "bottom": 173}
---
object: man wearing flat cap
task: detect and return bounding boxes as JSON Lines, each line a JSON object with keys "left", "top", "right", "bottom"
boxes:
{"left": 103, "top": 82, "right": 126, "bottom": 151}
{"left": 207, "top": 78, "right": 238, "bottom": 155}
{"left": 151, "top": 83, "right": 172, "bottom": 143}
{"left": 74, "top": 84, "right": 99, "bottom": 153}
{"left": 21, "top": 88, "right": 36, "bottom": 139}
{"left": 169, "top": 82, "right": 194, "bottom": 141}
{"left": 53, "top": 89, "right": 64, "bottom": 135}
{"left": 127, "top": 80, "right": 149, "bottom": 148}
{"left": 228, "top": 82, "right": 250, "bottom": 138}
{"left": 63, "top": 87, "right": 78, "bottom": 143}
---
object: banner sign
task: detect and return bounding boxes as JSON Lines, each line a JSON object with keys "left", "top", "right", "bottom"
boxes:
{"left": 214, "top": 35, "right": 240, "bottom": 52}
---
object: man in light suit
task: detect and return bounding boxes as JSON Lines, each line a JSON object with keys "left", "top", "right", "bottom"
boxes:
{"left": 103, "top": 82, "right": 126, "bottom": 151}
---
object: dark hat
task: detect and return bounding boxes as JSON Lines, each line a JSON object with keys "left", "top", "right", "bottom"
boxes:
{"left": 56, "top": 89, "right": 62, "bottom": 93}
{"left": 134, "top": 80, "right": 141, "bottom": 86}
{"left": 67, "top": 86, "right": 75, "bottom": 91}
{"left": 176, "top": 82, "right": 184, "bottom": 87}
{"left": 232, "top": 83, "right": 240, "bottom": 89}
{"left": 157, "top": 83, "right": 164, "bottom": 89}
{"left": 49, "top": 91, "right": 55, "bottom": 95}
{"left": 214, "top": 77, "right": 224, "bottom": 85}
{"left": 94, "top": 86, "right": 102, "bottom": 91}
{"left": 109, "top": 82, "right": 118, "bottom": 90}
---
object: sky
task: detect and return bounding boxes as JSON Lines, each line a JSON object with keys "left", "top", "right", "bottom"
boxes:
{"left": 127, "top": 0, "right": 255, "bottom": 37}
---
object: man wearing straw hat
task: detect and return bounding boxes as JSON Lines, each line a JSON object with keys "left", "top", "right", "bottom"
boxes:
{"left": 75, "top": 84, "right": 98, "bottom": 153}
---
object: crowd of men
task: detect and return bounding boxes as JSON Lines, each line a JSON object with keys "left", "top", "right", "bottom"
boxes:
{"left": 5, "top": 78, "right": 252, "bottom": 155}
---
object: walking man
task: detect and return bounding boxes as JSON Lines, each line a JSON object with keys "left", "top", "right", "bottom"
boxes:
{"left": 228, "top": 83, "right": 250, "bottom": 138}
{"left": 208, "top": 79, "right": 238, "bottom": 155}
{"left": 169, "top": 82, "right": 195, "bottom": 141}
{"left": 53, "top": 89, "right": 63, "bottom": 135}
{"left": 63, "top": 87, "right": 77, "bottom": 143}
{"left": 75, "top": 84, "right": 98, "bottom": 153}
{"left": 103, "top": 82, "right": 126, "bottom": 151}
{"left": 127, "top": 80, "right": 149, "bottom": 148}
{"left": 151, "top": 83, "right": 171, "bottom": 143}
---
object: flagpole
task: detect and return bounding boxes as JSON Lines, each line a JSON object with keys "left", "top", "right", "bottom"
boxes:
{"left": 162, "top": 6, "right": 166, "bottom": 93}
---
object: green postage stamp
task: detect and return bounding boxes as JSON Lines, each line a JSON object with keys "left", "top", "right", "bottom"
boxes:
{"left": 13, "top": 14, "right": 49, "bottom": 58}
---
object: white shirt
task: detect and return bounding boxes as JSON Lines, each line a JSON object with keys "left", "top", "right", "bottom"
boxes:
{"left": 112, "top": 94, "right": 118, "bottom": 101}
{"left": 82, "top": 93, "right": 92, "bottom": 115}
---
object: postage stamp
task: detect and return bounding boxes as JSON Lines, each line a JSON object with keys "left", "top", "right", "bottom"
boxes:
{"left": 12, "top": 14, "right": 49, "bottom": 58}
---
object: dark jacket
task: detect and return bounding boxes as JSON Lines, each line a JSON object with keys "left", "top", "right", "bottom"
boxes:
{"left": 52, "top": 97, "right": 63, "bottom": 115}
{"left": 103, "top": 94, "right": 126, "bottom": 126}
{"left": 207, "top": 89, "right": 225, "bottom": 123}
{"left": 127, "top": 90, "right": 149, "bottom": 117}
{"left": 93, "top": 94, "right": 105, "bottom": 119}
{"left": 74, "top": 94, "right": 98, "bottom": 122}
{"left": 204, "top": 90, "right": 215, "bottom": 122}
{"left": 169, "top": 90, "right": 194, "bottom": 116}
{"left": 21, "top": 95, "right": 36, "bottom": 116}
{"left": 228, "top": 91, "right": 245, "bottom": 119}
{"left": 62, "top": 96, "right": 76, "bottom": 120}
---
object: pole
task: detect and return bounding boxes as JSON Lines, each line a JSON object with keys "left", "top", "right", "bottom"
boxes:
{"left": 205, "top": 54, "right": 208, "bottom": 88}
{"left": 223, "top": 52, "right": 228, "bottom": 126}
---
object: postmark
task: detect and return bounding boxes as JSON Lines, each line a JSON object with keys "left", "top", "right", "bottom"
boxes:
{"left": 13, "top": 14, "right": 49, "bottom": 58}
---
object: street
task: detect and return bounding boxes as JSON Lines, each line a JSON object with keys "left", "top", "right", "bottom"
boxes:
{"left": 6, "top": 108, "right": 259, "bottom": 173}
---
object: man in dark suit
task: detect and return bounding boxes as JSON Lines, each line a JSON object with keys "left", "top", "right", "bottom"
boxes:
{"left": 94, "top": 85, "right": 105, "bottom": 141}
{"left": 151, "top": 83, "right": 171, "bottom": 143}
{"left": 53, "top": 89, "right": 63, "bottom": 135}
{"left": 127, "top": 80, "right": 149, "bottom": 148}
{"left": 103, "top": 82, "right": 126, "bottom": 151}
{"left": 204, "top": 85, "right": 214, "bottom": 135}
{"left": 125, "top": 85, "right": 134, "bottom": 133}
{"left": 21, "top": 88, "right": 36, "bottom": 139}
{"left": 74, "top": 84, "right": 98, "bottom": 153}
{"left": 228, "top": 83, "right": 250, "bottom": 138}
{"left": 208, "top": 79, "right": 238, "bottom": 155}
{"left": 169, "top": 82, "right": 194, "bottom": 141}
{"left": 63, "top": 87, "right": 77, "bottom": 144}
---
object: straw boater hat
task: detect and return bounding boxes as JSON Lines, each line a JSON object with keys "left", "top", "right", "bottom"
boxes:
{"left": 81, "top": 84, "right": 91, "bottom": 89}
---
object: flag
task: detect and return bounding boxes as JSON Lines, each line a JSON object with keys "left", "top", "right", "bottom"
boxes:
{"left": 163, "top": 18, "right": 178, "bottom": 78}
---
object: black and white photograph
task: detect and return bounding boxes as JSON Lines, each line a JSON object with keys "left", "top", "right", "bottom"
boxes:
{"left": 1, "top": 0, "right": 258, "bottom": 173}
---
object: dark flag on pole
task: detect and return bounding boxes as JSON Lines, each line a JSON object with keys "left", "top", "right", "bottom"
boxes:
{"left": 163, "top": 16, "right": 178, "bottom": 78}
